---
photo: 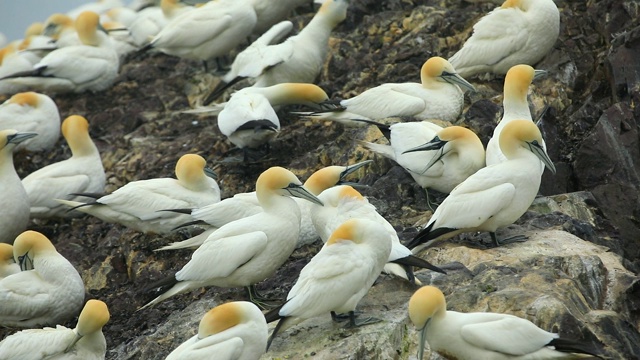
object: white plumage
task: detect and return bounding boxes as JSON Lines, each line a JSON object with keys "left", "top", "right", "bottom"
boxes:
{"left": 406, "top": 120, "right": 556, "bottom": 251}
{"left": 0, "top": 299, "right": 110, "bottom": 360}
{"left": 0, "top": 231, "right": 85, "bottom": 328}
{"left": 305, "top": 57, "right": 475, "bottom": 125}
{"left": 363, "top": 123, "right": 485, "bottom": 194}
{"left": 408, "top": 286, "right": 600, "bottom": 360}
{"left": 448, "top": 0, "right": 560, "bottom": 78}
{"left": 22, "top": 115, "right": 105, "bottom": 219}
{"left": 57, "top": 153, "right": 220, "bottom": 234}
{"left": 0, "top": 92, "right": 60, "bottom": 152}
{"left": 0, "top": 130, "right": 37, "bottom": 244}
{"left": 140, "top": 167, "right": 323, "bottom": 309}
{"left": 267, "top": 218, "right": 392, "bottom": 349}
{"left": 166, "top": 301, "right": 267, "bottom": 360}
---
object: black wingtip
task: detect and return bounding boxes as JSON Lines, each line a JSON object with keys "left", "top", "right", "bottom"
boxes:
{"left": 547, "top": 338, "right": 603, "bottom": 358}
{"left": 346, "top": 119, "right": 391, "bottom": 139}
{"left": 143, "top": 275, "right": 178, "bottom": 294}
{"left": 0, "top": 66, "right": 47, "bottom": 81}
{"left": 391, "top": 255, "right": 447, "bottom": 274}
{"left": 266, "top": 314, "right": 288, "bottom": 351}
{"left": 204, "top": 76, "right": 246, "bottom": 105}
{"left": 70, "top": 192, "right": 107, "bottom": 199}
{"left": 170, "top": 219, "right": 208, "bottom": 231}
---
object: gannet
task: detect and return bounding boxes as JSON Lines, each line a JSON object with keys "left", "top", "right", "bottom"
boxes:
{"left": 42, "top": 14, "right": 75, "bottom": 42}
{"left": 102, "top": 21, "right": 138, "bottom": 60}
{"left": 22, "top": 115, "right": 106, "bottom": 219}
{"left": 312, "top": 185, "right": 445, "bottom": 284}
{"left": 0, "top": 130, "right": 37, "bottom": 244}
{"left": 217, "top": 90, "right": 280, "bottom": 160}
{"left": 143, "top": 0, "right": 257, "bottom": 65}
{"left": 0, "top": 92, "right": 61, "bottom": 152}
{"left": 251, "top": 0, "right": 310, "bottom": 35}
{"left": 0, "top": 299, "right": 110, "bottom": 360}
{"left": 300, "top": 57, "right": 475, "bottom": 125}
{"left": 406, "top": 120, "right": 556, "bottom": 250}
{"left": 157, "top": 160, "right": 370, "bottom": 251}
{"left": 0, "top": 231, "right": 85, "bottom": 327}
{"left": 206, "top": 0, "right": 349, "bottom": 103}
{"left": 408, "top": 286, "right": 601, "bottom": 360}
{"left": 140, "top": 167, "right": 323, "bottom": 309}
{"left": 448, "top": 0, "right": 560, "bottom": 78}
{"left": 166, "top": 301, "right": 267, "bottom": 360}
{"left": 265, "top": 218, "right": 392, "bottom": 350}
{"left": 57, "top": 153, "right": 220, "bottom": 234}
{"left": 486, "top": 64, "right": 546, "bottom": 167}
{"left": 0, "top": 244, "right": 19, "bottom": 279}
{"left": 128, "top": 0, "right": 195, "bottom": 46}
{"left": 190, "top": 82, "right": 340, "bottom": 116}
{"left": 0, "top": 11, "right": 120, "bottom": 94}
{"left": 362, "top": 122, "right": 485, "bottom": 194}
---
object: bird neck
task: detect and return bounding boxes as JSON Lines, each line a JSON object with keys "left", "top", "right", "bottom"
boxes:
{"left": 69, "top": 133, "right": 100, "bottom": 158}
{"left": 0, "top": 149, "right": 18, "bottom": 179}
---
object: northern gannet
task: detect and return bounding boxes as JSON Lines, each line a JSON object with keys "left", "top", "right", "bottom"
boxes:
{"left": 140, "top": 167, "right": 323, "bottom": 309}
{"left": 448, "top": 0, "right": 560, "bottom": 78}
{"left": 0, "top": 92, "right": 61, "bottom": 152}
{"left": 408, "top": 285, "right": 601, "bottom": 360}
{"left": 406, "top": 120, "right": 556, "bottom": 250}
{"left": 166, "top": 301, "right": 267, "bottom": 360}
{"left": 22, "top": 115, "right": 106, "bottom": 219}
{"left": 0, "top": 130, "right": 37, "bottom": 244}
{"left": 265, "top": 218, "right": 392, "bottom": 350}
{"left": 0, "top": 231, "right": 85, "bottom": 327}
{"left": 0, "top": 299, "right": 110, "bottom": 360}
{"left": 57, "top": 153, "right": 220, "bottom": 234}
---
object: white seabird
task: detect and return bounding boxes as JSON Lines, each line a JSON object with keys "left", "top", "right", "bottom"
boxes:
{"left": 301, "top": 57, "right": 475, "bottom": 125}
{"left": 140, "top": 166, "right": 323, "bottom": 309}
{"left": 57, "top": 153, "right": 220, "bottom": 234}
{"left": 0, "top": 230, "right": 85, "bottom": 328}
{"left": 312, "top": 185, "right": 445, "bottom": 284}
{"left": 166, "top": 301, "right": 268, "bottom": 360}
{"left": 0, "top": 92, "right": 61, "bottom": 152}
{"left": 22, "top": 115, "right": 106, "bottom": 219}
{"left": 265, "top": 218, "right": 392, "bottom": 350}
{"left": 0, "top": 130, "right": 37, "bottom": 244}
{"left": 0, "top": 299, "right": 110, "bottom": 360}
{"left": 408, "top": 285, "right": 601, "bottom": 360}
{"left": 448, "top": 0, "right": 560, "bottom": 78}
{"left": 406, "top": 120, "right": 556, "bottom": 251}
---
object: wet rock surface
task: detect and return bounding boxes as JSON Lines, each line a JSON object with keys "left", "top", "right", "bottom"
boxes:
{"left": 2, "top": 0, "right": 640, "bottom": 359}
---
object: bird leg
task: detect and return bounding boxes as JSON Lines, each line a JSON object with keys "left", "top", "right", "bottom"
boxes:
{"left": 345, "top": 311, "right": 382, "bottom": 328}
{"left": 424, "top": 188, "right": 440, "bottom": 212}
{"left": 489, "top": 232, "right": 529, "bottom": 247}
{"left": 245, "top": 285, "right": 281, "bottom": 310}
{"left": 331, "top": 311, "right": 354, "bottom": 322}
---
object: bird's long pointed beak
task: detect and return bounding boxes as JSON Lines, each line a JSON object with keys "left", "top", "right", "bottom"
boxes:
{"left": 528, "top": 141, "right": 556, "bottom": 174}
{"left": 442, "top": 72, "right": 475, "bottom": 92}
{"left": 65, "top": 332, "right": 83, "bottom": 353}
{"left": 338, "top": 160, "right": 372, "bottom": 183}
{"left": 285, "top": 183, "right": 324, "bottom": 206}
{"left": 417, "top": 325, "right": 428, "bottom": 360}
{"left": 533, "top": 69, "right": 548, "bottom": 80}
{"left": 204, "top": 167, "right": 217, "bottom": 179}
{"left": 402, "top": 136, "right": 446, "bottom": 154}
{"left": 8, "top": 132, "right": 38, "bottom": 144}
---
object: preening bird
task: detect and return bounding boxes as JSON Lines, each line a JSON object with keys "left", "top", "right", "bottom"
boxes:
{"left": 0, "top": 299, "right": 110, "bottom": 360}
{"left": 166, "top": 301, "right": 267, "bottom": 360}
{"left": 311, "top": 185, "right": 445, "bottom": 284}
{"left": 448, "top": 0, "right": 560, "bottom": 78}
{"left": 22, "top": 115, "right": 106, "bottom": 219}
{"left": 362, "top": 122, "right": 485, "bottom": 195}
{"left": 300, "top": 57, "right": 475, "bottom": 125}
{"left": 0, "top": 130, "right": 37, "bottom": 244}
{"left": 0, "top": 92, "right": 61, "bottom": 152}
{"left": 486, "top": 64, "right": 546, "bottom": 168}
{"left": 0, "top": 231, "right": 85, "bottom": 328}
{"left": 265, "top": 218, "right": 392, "bottom": 350}
{"left": 408, "top": 286, "right": 602, "bottom": 360}
{"left": 140, "top": 167, "right": 323, "bottom": 309}
{"left": 57, "top": 153, "right": 220, "bottom": 234}
{"left": 406, "top": 120, "right": 555, "bottom": 251}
